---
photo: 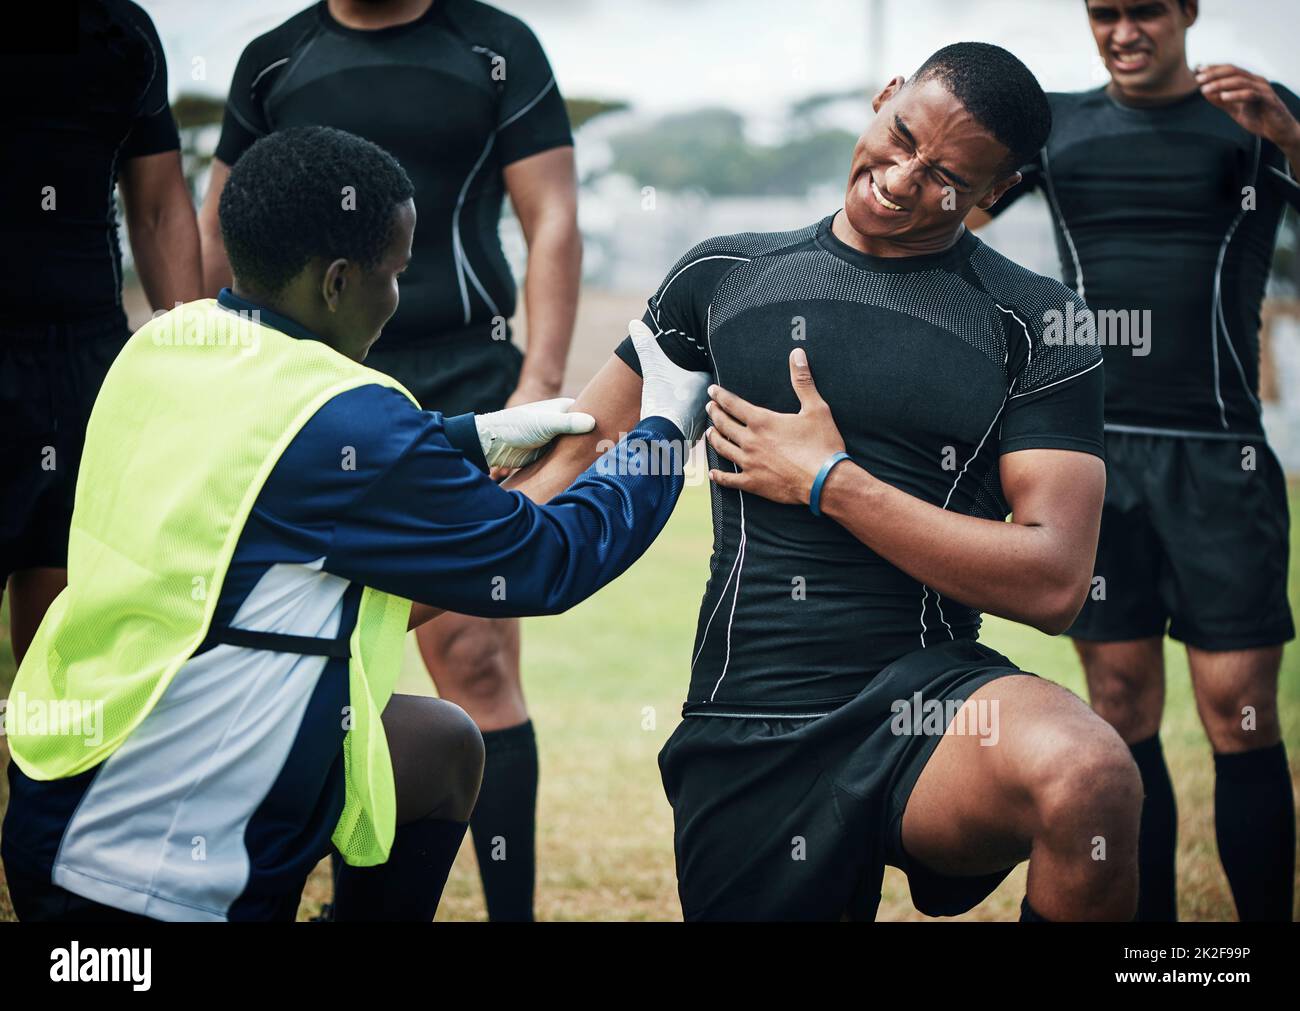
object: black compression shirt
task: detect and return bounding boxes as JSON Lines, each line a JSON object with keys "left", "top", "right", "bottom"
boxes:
{"left": 616, "top": 214, "right": 1104, "bottom": 712}
{"left": 0, "top": 0, "right": 179, "bottom": 324}
{"left": 215, "top": 0, "right": 572, "bottom": 345}
{"left": 988, "top": 85, "right": 1300, "bottom": 435}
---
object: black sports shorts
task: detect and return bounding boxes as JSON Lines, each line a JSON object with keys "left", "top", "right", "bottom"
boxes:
{"left": 1, "top": 314, "right": 129, "bottom": 585}
{"left": 365, "top": 327, "right": 524, "bottom": 416}
{"left": 659, "top": 639, "right": 1027, "bottom": 921}
{"left": 1068, "top": 427, "right": 1293, "bottom": 650}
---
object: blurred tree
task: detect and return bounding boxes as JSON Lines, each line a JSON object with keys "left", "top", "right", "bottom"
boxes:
{"left": 789, "top": 88, "right": 868, "bottom": 121}
{"left": 566, "top": 97, "right": 629, "bottom": 131}
{"left": 607, "top": 107, "right": 855, "bottom": 196}
{"left": 172, "top": 92, "right": 225, "bottom": 202}
{"left": 172, "top": 93, "right": 226, "bottom": 131}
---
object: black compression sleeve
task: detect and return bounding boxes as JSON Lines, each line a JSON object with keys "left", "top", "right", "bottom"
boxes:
{"left": 494, "top": 19, "right": 572, "bottom": 165}
{"left": 1000, "top": 362, "right": 1105, "bottom": 459}
{"left": 214, "top": 34, "right": 283, "bottom": 165}
{"left": 119, "top": 3, "right": 179, "bottom": 158}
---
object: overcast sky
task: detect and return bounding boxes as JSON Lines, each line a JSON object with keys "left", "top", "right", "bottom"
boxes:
{"left": 146, "top": 0, "right": 1298, "bottom": 115}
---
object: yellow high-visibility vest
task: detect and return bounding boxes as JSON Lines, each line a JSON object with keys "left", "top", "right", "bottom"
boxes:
{"left": 5, "top": 299, "right": 415, "bottom": 866}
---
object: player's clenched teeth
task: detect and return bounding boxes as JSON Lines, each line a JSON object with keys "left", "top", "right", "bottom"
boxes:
{"left": 1111, "top": 50, "right": 1151, "bottom": 72}
{"left": 871, "top": 177, "right": 907, "bottom": 212}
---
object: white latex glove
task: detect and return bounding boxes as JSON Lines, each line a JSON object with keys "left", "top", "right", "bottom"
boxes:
{"left": 474, "top": 397, "right": 596, "bottom": 470}
{"left": 630, "top": 319, "right": 711, "bottom": 443}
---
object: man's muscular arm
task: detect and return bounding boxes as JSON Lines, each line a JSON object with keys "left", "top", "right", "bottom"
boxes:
{"left": 816, "top": 448, "right": 1104, "bottom": 634}
{"left": 504, "top": 354, "right": 643, "bottom": 503}
{"left": 706, "top": 349, "right": 1104, "bottom": 634}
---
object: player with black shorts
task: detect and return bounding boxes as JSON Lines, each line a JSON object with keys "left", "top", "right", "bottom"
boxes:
{"left": 199, "top": 0, "right": 580, "bottom": 920}
{"left": 972, "top": 0, "right": 1299, "bottom": 921}
{"left": 0, "top": 0, "right": 201, "bottom": 667}
{"left": 512, "top": 43, "right": 1143, "bottom": 920}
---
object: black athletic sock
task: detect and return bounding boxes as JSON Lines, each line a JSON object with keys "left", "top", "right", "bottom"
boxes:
{"left": 332, "top": 816, "right": 469, "bottom": 921}
{"left": 1019, "top": 896, "right": 1051, "bottom": 922}
{"left": 1129, "top": 734, "right": 1179, "bottom": 921}
{"left": 470, "top": 719, "right": 538, "bottom": 921}
{"left": 1214, "top": 743, "right": 1295, "bottom": 922}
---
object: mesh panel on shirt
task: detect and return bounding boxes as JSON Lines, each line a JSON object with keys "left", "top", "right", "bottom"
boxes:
{"left": 968, "top": 243, "right": 1101, "bottom": 394}
{"left": 647, "top": 224, "right": 822, "bottom": 348}
{"left": 711, "top": 250, "right": 1009, "bottom": 374}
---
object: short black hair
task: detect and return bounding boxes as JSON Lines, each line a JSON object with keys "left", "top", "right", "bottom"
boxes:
{"left": 908, "top": 42, "right": 1052, "bottom": 174}
{"left": 219, "top": 126, "right": 415, "bottom": 296}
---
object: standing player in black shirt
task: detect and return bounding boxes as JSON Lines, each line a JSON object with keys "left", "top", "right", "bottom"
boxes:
{"left": 511, "top": 43, "right": 1143, "bottom": 921}
{"left": 199, "top": 0, "right": 579, "bottom": 922}
{"left": 0, "top": 0, "right": 201, "bottom": 667}
{"left": 972, "top": 0, "right": 1298, "bottom": 921}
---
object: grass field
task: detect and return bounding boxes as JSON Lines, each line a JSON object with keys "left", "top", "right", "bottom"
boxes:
{"left": 2, "top": 479, "right": 1298, "bottom": 921}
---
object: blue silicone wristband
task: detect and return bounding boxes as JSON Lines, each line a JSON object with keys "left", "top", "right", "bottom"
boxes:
{"left": 808, "top": 451, "right": 850, "bottom": 517}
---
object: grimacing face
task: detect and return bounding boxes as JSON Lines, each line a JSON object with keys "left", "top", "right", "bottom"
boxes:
{"left": 321, "top": 198, "right": 416, "bottom": 361}
{"left": 842, "top": 77, "right": 1021, "bottom": 247}
{"left": 1086, "top": 0, "right": 1197, "bottom": 96}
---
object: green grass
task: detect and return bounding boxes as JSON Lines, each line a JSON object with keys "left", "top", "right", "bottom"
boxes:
{"left": 3, "top": 482, "right": 1298, "bottom": 921}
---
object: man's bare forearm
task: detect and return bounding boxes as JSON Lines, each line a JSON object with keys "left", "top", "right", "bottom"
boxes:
{"left": 118, "top": 151, "right": 202, "bottom": 310}
{"left": 127, "top": 197, "right": 202, "bottom": 310}
{"left": 819, "top": 457, "right": 1101, "bottom": 634}
{"left": 198, "top": 159, "right": 234, "bottom": 296}
{"left": 516, "top": 219, "right": 581, "bottom": 398}
{"left": 130, "top": 211, "right": 203, "bottom": 310}
{"left": 506, "top": 354, "right": 642, "bottom": 503}
{"left": 706, "top": 352, "right": 1104, "bottom": 635}
{"left": 505, "top": 147, "right": 582, "bottom": 402}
